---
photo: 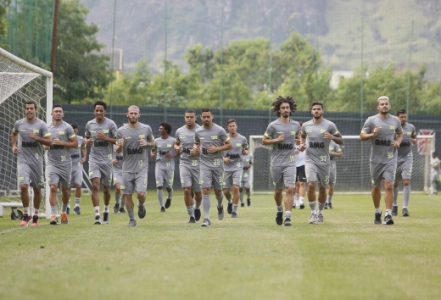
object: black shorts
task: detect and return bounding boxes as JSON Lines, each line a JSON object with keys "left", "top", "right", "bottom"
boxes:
{"left": 296, "top": 165, "right": 306, "bottom": 182}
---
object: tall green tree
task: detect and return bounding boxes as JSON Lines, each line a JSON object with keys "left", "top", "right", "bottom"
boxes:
{"left": 0, "top": 0, "right": 11, "bottom": 48}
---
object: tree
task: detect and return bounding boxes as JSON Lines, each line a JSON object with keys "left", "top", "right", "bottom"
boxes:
{"left": 0, "top": 0, "right": 11, "bottom": 48}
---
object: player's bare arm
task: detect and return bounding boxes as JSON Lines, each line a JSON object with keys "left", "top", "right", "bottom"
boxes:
{"left": 115, "top": 136, "right": 124, "bottom": 153}
{"left": 190, "top": 146, "right": 200, "bottom": 156}
{"left": 330, "top": 150, "right": 343, "bottom": 158}
{"left": 324, "top": 132, "right": 344, "bottom": 145}
{"left": 11, "top": 132, "right": 18, "bottom": 153}
{"left": 81, "top": 147, "right": 87, "bottom": 163}
{"left": 360, "top": 125, "right": 380, "bottom": 141}
{"left": 174, "top": 140, "right": 181, "bottom": 155}
{"left": 30, "top": 131, "right": 52, "bottom": 147}
{"left": 391, "top": 131, "right": 403, "bottom": 149}
{"left": 241, "top": 148, "right": 249, "bottom": 155}
{"left": 262, "top": 133, "right": 284, "bottom": 145}
{"left": 96, "top": 131, "right": 116, "bottom": 144}
{"left": 53, "top": 136, "right": 78, "bottom": 149}
{"left": 207, "top": 140, "right": 232, "bottom": 154}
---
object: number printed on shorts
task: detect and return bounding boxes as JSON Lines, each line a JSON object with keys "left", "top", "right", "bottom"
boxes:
{"left": 320, "top": 156, "right": 327, "bottom": 162}
{"left": 138, "top": 160, "right": 143, "bottom": 167}
{"left": 213, "top": 159, "right": 220, "bottom": 166}
{"left": 289, "top": 155, "right": 294, "bottom": 162}
{"left": 387, "top": 152, "right": 393, "bottom": 159}
{"left": 191, "top": 160, "right": 198, "bottom": 167}
{"left": 166, "top": 162, "right": 171, "bottom": 167}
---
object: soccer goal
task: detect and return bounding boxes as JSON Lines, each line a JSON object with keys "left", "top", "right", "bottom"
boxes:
{"left": 249, "top": 134, "right": 435, "bottom": 194}
{"left": 0, "top": 47, "right": 53, "bottom": 218}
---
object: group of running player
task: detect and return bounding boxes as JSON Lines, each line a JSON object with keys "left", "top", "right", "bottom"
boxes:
{"left": 11, "top": 95, "right": 440, "bottom": 227}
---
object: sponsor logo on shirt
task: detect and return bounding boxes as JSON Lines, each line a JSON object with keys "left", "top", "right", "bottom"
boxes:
{"left": 22, "top": 141, "right": 38, "bottom": 147}
{"left": 309, "top": 142, "right": 325, "bottom": 148}
{"left": 139, "top": 134, "right": 145, "bottom": 139}
{"left": 58, "top": 130, "right": 65, "bottom": 135}
{"left": 389, "top": 126, "right": 395, "bottom": 130}
{"left": 127, "top": 148, "right": 143, "bottom": 154}
{"left": 211, "top": 136, "right": 218, "bottom": 140}
{"left": 375, "top": 139, "right": 392, "bottom": 146}
{"left": 278, "top": 143, "right": 294, "bottom": 150}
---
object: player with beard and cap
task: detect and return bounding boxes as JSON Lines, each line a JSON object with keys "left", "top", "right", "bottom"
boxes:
{"left": 262, "top": 96, "right": 301, "bottom": 226}
{"left": 301, "top": 101, "right": 343, "bottom": 224}
{"left": 360, "top": 96, "right": 403, "bottom": 225}
{"left": 392, "top": 109, "right": 416, "bottom": 217}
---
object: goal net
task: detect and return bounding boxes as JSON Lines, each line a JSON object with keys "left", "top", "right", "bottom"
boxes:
{"left": 0, "top": 47, "right": 53, "bottom": 217}
{"left": 249, "top": 134, "right": 435, "bottom": 194}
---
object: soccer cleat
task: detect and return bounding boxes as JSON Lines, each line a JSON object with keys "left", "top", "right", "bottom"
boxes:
{"left": 309, "top": 212, "right": 318, "bottom": 224}
{"left": 50, "top": 215, "right": 59, "bottom": 225}
{"left": 194, "top": 208, "right": 201, "bottom": 221}
{"left": 128, "top": 219, "right": 137, "bottom": 227}
{"left": 103, "top": 212, "right": 109, "bottom": 224}
{"left": 392, "top": 206, "right": 398, "bottom": 216}
{"left": 240, "top": 203, "right": 245, "bottom": 207}
{"left": 20, "top": 214, "right": 32, "bottom": 226}
{"left": 383, "top": 214, "right": 394, "bottom": 225}
{"left": 292, "top": 203, "right": 296, "bottom": 209}
{"left": 160, "top": 206, "right": 166, "bottom": 213}
{"left": 217, "top": 205, "right": 224, "bottom": 220}
{"left": 61, "top": 213, "right": 68, "bottom": 225}
{"left": 232, "top": 211, "right": 237, "bottom": 218}
{"left": 275, "top": 211, "right": 283, "bottom": 226}
{"left": 94, "top": 215, "right": 102, "bottom": 225}
{"left": 66, "top": 206, "right": 70, "bottom": 215}
{"left": 247, "top": 198, "right": 251, "bottom": 206}
{"left": 227, "top": 202, "right": 233, "bottom": 214}
{"left": 113, "top": 202, "right": 120, "bottom": 213}
{"left": 374, "top": 212, "right": 382, "bottom": 225}
{"left": 30, "top": 215, "right": 39, "bottom": 227}
{"left": 138, "top": 205, "right": 146, "bottom": 219}
{"left": 165, "top": 197, "right": 172, "bottom": 209}
{"left": 188, "top": 216, "right": 196, "bottom": 223}
{"left": 317, "top": 214, "right": 324, "bottom": 224}
{"left": 119, "top": 206, "right": 126, "bottom": 213}
{"left": 201, "top": 218, "right": 211, "bottom": 227}
{"left": 328, "top": 202, "right": 333, "bottom": 209}
{"left": 402, "top": 207, "right": 409, "bottom": 217}
{"left": 74, "top": 206, "right": 81, "bottom": 215}
{"left": 299, "top": 202, "right": 305, "bottom": 209}
{"left": 324, "top": 203, "right": 329, "bottom": 210}
{"left": 283, "top": 218, "right": 292, "bottom": 226}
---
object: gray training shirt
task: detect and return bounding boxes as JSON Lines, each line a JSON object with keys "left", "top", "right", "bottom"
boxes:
{"left": 12, "top": 118, "right": 50, "bottom": 165}
{"left": 70, "top": 135, "right": 86, "bottom": 166}
{"left": 264, "top": 119, "right": 300, "bottom": 167}
{"left": 47, "top": 121, "right": 76, "bottom": 167}
{"left": 116, "top": 123, "right": 154, "bottom": 173}
{"left": 397, "top": 122, "right": 416, "bottom": 163}
{"left": 301, "top": 118, "right": 340, "bottom": 165}
{"left": 361, "top": 114, "right": 403, "bottom": 164}
{"left": 224, "top": 133, "right": 249, "bottom": 172}
{"left": 153, "top": 136, "right": 177, "bottom": 170}
{"left": 175, "top": 124, "right": 201, "bottom": 167}
{"left": 194, "top": 123, "right": 230, "bottom": 169}
{"left": 85, "top": 117, "right": 118, "bottom": 165}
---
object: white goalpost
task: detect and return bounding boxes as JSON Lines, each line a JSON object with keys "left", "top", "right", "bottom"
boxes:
{"left": 249, "top": 134, "right": 435, "bottom": 195}
{"left": 0, "top": 47, "right": 53, "bottom": 219}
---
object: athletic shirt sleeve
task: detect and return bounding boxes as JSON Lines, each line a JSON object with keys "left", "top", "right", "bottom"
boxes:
{"left": 361, "top": 117, "right": 374, "bottom": 134}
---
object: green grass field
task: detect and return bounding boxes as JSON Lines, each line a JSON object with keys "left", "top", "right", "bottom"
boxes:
{"left": 1, "top": 192, "right": 440, "bottom": 300}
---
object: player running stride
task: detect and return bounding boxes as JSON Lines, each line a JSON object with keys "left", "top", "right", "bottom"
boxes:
{"left": 262, "top": 96, "right": 301, "bottom": 226}
{"left": 360, "top": 96, "right": 403, "bottom": 225}
{"left": 11, "top": 101, "right": 52, "bottom": 226}
{"left": 240, "top": 152, "right": 253, "bottom": 207}
{"left": 223, "top": 119, "right": 249, "bottom": 218}
{"left": 69, "top": 123, "right": 87, "bottom": 215}
{"left": 301, "top": 101, "right": 343, "bottom": 224}
{"left": 174, "top": 109, "right": 202, "bottom": 223}
{"left": 392, "top": 109, "right": 416, "bottom": 216}
{"left": 85, "top": 100, "right": 118, "bottom": 225}
{"left": 325, "top": 140, "right": 343, "bottom": 209}
{"left": 194, "top": 108, "right": 232, "bottom": 227}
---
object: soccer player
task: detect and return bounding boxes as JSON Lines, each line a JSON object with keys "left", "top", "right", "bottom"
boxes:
{"left": 194, "top": 108, "right": 232, "bottom": 227}
{"left": 294, "top": 122, "right": 306, "bottom": 209}
{"left": 45, "top": 105, "right": 78, "bottom": 225}
{"left": 360, "top": 96, "right": 403, "bottom": 225}
{"left": 69, "top": 123, "right": 87, "bottom": 215}
{"left": 85, "top": 100, "right": 118, "bottom": 225}
{"left": 112, "top": 144, "right": 125, "bottom": 213}
{"left": 240, "top": 152, "right": 253, "bottom": 207}
{"left": 430, "top": 152, "right": 440, "bottom": 195}
{"left": 174, "top": 109, "right": 202, "bottom": 223}
{"left": 151, "top": 122, "right": 176, "bottom": 212}
{"left": 262, "top": 96, "right": 301, "bottom": 226}
{"left": 392, "top": 109, "right": 416, "bottom": 216}
{"left": 223, "top": 119, "right": 249, "bottom": 218}
{"left": 11, "top": 101, "right": 52, "bottom": 226}
{"left": 116, "top": 106, "right": 154, "bottom": 226}
{"left": 301, "top": 101, "right": 343, "bottom": 224}
{"left": 325, "top": 140, "right": 343, "bottom": 209}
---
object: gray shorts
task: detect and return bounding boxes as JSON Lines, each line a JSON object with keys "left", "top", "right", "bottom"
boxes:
{"left": 223, "top": 169, "right": 242, "bottom": 189}
{"left": 305, "top": 162, "right": 330, "bottom": 188}
{"left": 180, "top": 165, "right": 200, "bottom": 192}
{"left": 200, "top": 167, "right": 224, "bottom": 190}
{"left": 113, "top": 169, "right": 123, "bottom": 186}
{"left": 17, "top": 162, "right": 44, "bottom": 189}
{"left": 272, "top": 165, "right": 296, "bottom": 190}
{"left": 71, "top": 162, "right": 83, "bottom": 186}
{"left": 89, "top": 162, "right": 113, "bottom": 186}
{"left": 395, "top": 159, "right": 413, "bottom": 182}
{"left": 47, "top": 164, "right": 72, "bottom": 188}
{"left": 121, "top": 172, "right": 147, "bottom": 195}
{"left": 241, "top": 180, "right": 250, "bottom": 189}
{"left": 155, "top": 167, "right": 174, "bottom": 188}
{"left": 370, "top": 161, "right": 397, "bottom": 187}
{"left": 329, "top": 163, "right": 337, "bottom": 186}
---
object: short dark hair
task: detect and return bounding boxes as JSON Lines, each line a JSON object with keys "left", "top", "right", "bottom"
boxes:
{"left": 53, "top": 104, "right": 63, "bottom": 110}
{"left": 25, "top": 100, "right": 37, "bottom": 109}
{"left": 397, "top": 109, "right": 406, "bottom": 116}
{"left": 311, "top": 101, "right": 323, "bottom": 109}
{"left": 200, "top": 108, "right": 212, "bottom": 114}
{"left": 227, "top": 118, "right": 236, "bottom": 125}
{"left": 185, "top": 108, "right": 196, "bottom": 115}
{"left": 71, "top": 123, "right": 78, "bottom": 129}
{"left": 160, "top": 122, "right": 172, "bottom": 134}
{"left": 271, "top": 96, "right": 297, "bottom": 117}
{"left": 93, "top": 100, "right": 107, "bottom": 110}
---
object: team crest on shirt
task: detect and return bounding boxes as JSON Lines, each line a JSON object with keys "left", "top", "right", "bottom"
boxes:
{"left": 320, "top": 130, "right": 325, "bottom": 133}
{"left": 58, "top": 130, "right": 65, "bottom": 135}
{"left": 389, "top": 126, "right": 395, "bottom": 130}
{"left": 103, "top": 129, "right": 109, "bottom": 133}
{"left": 211, "top": 136, "right": 218, "bottom": 139}
{"left": 291, "top": 131, "right": 296, "bottom": 135}
{"left": 33, "top": 129, "right": 39, "bottom": 133}
{"left": 167, "top": 144, "right": 172, "bottom": 148}
{"left": 139, "top": 134, "right": 145, "bottom": 139}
